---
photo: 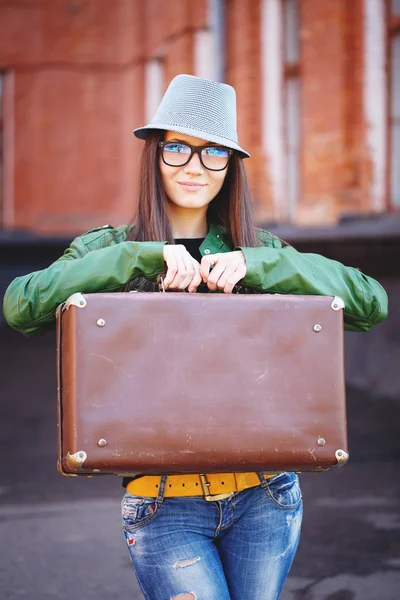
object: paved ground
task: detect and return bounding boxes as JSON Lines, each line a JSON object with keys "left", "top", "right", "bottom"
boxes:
{"left": 1, "top": 327, "right": 400, "bottom": 599}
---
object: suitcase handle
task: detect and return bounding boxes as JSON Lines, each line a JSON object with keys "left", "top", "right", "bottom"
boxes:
{"left": 157, "top": 274, "right": 166, "bottom": 293}
{"left": 156, "top": 274, "right": 243, "bottom": 294}
{"left": 157, "top": 275, "right": 189, "bottom": 294}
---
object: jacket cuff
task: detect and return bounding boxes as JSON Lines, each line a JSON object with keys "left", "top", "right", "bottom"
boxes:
{"left": 235, "top": 246, "right": 272, "bottom": 289}
{"left": 128, "top": 241, "right": 167, "bottom": 281}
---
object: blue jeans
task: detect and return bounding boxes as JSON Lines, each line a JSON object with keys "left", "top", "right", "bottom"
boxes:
{"left": 121, "top": 472, "right": 302, "bottom": 600}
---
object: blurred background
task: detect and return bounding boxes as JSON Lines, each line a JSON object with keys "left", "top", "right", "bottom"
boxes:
{"left": 0, "top": 1, "right": 400, "bottom": 599}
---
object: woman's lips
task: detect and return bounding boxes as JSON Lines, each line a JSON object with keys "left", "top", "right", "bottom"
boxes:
{"left": 178, "top": 182, "right": 207, "bottom": 192}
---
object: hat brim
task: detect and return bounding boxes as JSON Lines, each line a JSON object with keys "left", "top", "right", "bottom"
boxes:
{"left": 133, "top": 124, "right": 250, "bottom": 159}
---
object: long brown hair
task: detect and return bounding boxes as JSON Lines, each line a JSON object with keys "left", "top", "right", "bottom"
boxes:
{"left": 122, "top": 131, "right": 259, "bottom": 291}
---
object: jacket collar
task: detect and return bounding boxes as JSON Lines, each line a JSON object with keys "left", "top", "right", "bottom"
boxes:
{"left": 199, "top": 222, "right": 232, "bottom": 256}
{"left": 123, "top": 221, "right": 232, "bottom": 253}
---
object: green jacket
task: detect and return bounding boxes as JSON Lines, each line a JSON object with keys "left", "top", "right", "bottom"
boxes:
{"left": 3, "top": 221, "right": 388, "bottom": 336}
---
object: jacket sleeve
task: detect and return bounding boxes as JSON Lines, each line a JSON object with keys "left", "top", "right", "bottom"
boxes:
{"left": 3, "top": 235, "right": 166, "bottom": 337}
{"left": 238, "top": 244, "right": 388, "bottom": 332}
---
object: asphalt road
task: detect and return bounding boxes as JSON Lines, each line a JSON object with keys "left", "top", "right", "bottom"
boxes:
{"left": 1, "top": 327, "right": 399, "bottom": 600}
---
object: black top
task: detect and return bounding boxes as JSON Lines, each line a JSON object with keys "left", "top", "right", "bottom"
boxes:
{"left": 174, "top": 237, "right": 204, "bottom": 264}
{"left": 122, "top": 237, "right": 205, "bottom": 488}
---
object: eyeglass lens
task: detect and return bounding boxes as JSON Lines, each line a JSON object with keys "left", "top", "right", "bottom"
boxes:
{"left": 163, "top": 143, "right": 230, "bottom": 170}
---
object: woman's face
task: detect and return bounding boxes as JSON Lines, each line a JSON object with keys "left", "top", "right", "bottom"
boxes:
{"left": 159, "top": 131, "right": 229, "bottom": 211}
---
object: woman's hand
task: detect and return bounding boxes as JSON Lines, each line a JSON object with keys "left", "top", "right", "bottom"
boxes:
{"left": 163, "top": 245, "right": 202, "bottom": 293}
{"left": 200, "top": 251, "right": 247, "bottom": 293}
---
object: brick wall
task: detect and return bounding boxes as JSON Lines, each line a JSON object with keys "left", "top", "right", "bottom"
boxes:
{"left": 298, "top": 0, "right": 369, "bottom": 224}
{"left": 0, "top": 0, "right": 391, "bottom": 234}
{"left": 1, "top": 0, "right": 148, "bottom": 232}
{"left": 225, "top": 0, "right": 272, "bottom": 220}
{"left": 0, "top": 0, "right": 207, "bottom": 234}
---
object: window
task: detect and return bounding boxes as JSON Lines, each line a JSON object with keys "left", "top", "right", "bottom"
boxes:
{"left": 283, "top": 0, "right": 301, "bottom": 220}
{"left": 389, "top": 0, "right": 400, "bottom": 207}
{"left": 195, "top": 0, "right": 225, "bottom": 82}
{"left": 145, "top": 59, "right": 165, "bottom": 123}
{"left": 261, "top": 0, "right": 300, "bottom": 222}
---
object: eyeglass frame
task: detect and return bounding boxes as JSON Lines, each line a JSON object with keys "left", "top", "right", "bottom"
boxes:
{"left": 158, "top": 141, "right": 234, "bottom": 172}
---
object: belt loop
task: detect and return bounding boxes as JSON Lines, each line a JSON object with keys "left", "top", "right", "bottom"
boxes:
{"left": 256, "top": 472, "right": 268, "bottom": 489}
{"left": 156, "top": 475, "right": 168, "bottom": 504}
{"left": 234, "top": 472, "right": 244, "bottom": 491}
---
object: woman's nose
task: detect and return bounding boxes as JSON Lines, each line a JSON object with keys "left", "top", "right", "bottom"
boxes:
{"left": 184, "top": 152, "right": 204, "bottom": 174}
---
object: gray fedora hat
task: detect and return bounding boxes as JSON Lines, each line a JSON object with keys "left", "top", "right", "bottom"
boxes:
{"left": 133, "top": 74, "right": 250, "bottom": 158}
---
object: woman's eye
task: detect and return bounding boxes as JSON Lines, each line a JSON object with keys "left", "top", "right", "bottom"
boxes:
{"left": 165, "top": 143, "right": 189, "bottom": 154}
{"left": 204, "top": 147, "right": 228, "bottom": 157}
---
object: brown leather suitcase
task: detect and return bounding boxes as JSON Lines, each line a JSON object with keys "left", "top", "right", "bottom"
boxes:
{"left": 56, "top": 292, "right": 349, "bottom": 476}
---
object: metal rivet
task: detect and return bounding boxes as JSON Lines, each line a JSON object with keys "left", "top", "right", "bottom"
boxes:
{"left": 78, "top": 452, "right": 85, "bottom": 458}
{"left": 97, "top": 438, "right": 107, "bottom": 447}
{"left": 317, "top": 437, "right": 326, "bottom": 446}
{"left": 79, "top": 300, "right": 85, "bottom": 306}
{"left": 97, "top": 319, "right": 105, "bottom": 327}
{"left": 331, "top": 296, "right": 345, "bottom": 311}
{"left": 313, "top": 324, "right": 322, "bottom": 332}
{"left": 204, "top": 249, "right": 211, "bottom": 254}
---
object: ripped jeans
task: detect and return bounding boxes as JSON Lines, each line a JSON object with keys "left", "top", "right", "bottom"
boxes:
{"left": 121, "top": 472, "right": 302, "bottom": 600}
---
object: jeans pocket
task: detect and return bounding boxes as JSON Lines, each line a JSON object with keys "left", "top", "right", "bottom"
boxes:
{"left": 263, "top": 472, "right": 302, "bottom": 510}
{"left": 121, "top": 493, "right": 161, "bottom": 531}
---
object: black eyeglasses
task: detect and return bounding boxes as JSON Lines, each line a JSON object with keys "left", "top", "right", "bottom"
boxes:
{"left": 158, "top": 141, "right": 233, "bottom": 171}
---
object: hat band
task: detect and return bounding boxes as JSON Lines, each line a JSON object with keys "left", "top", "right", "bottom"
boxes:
{"left": 150, "top": 112, "right": 238, "bottom": 143}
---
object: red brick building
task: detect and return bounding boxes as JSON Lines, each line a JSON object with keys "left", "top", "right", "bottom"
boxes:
{"left": 0, "top": 0, "right": 399, "bottom": 234}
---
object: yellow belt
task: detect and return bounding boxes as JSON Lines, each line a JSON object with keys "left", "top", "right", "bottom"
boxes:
{"left": 126, "top": 472, "right": 277, "bottom": 501}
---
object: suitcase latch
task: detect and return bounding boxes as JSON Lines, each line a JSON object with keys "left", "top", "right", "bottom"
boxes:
{"left": 334, "top": 449, "right": 349, "bottom": 467}
{"left": 56, "top": 293, "right": 87, "bottom": 318}
{"left": 66, "top": 450, "right": 88, "bottom": 470}
{"left": 331, "top": 296, "right": 345, "bottom": 311}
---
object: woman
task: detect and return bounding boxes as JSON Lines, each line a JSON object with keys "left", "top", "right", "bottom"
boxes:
{"left": 3, "top": 75, "right": 388, "bottom": 600}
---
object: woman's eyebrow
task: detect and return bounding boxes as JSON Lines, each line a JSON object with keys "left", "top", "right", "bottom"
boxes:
{"left": 168, "top": 138, "right": 218, "bottom": 146}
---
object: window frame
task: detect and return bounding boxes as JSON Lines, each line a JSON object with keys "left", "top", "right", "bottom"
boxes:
{"left": 282, "top": 0, "right": 302, "bottom": 221}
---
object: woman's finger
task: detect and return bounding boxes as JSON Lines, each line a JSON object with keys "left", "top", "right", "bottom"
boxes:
{"left": 163, "top": 249, "right": 178, "bottom": 289}
{"left": 188, "top": 259, "right": 202, "bottom": 293}
{"left": 164, "top": 245, "right": 192, "bottom": 289}
{"left": 176, "top": 253, "right": 196, "bottom": 290}
{"left": 167, "top": 254, "right": 187, "bottom": 289}
{"left": 215, "top": 264, "right": 237, "bottom": 290}
{"left": 206, "top": 260, "right": 227, "bottom": 291}
{"left": 200, "top": 254, "right": 219, "bottom": 282}
{"left": 165, "top": 246, "right": 187, "bottom": 289}
{"left": 223, "top": 267, "right": 246, "bottom": 294}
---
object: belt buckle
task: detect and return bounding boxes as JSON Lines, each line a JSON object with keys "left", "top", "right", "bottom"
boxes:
{"left": 200, "top": 474, "right": 234, "bottom": 502}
